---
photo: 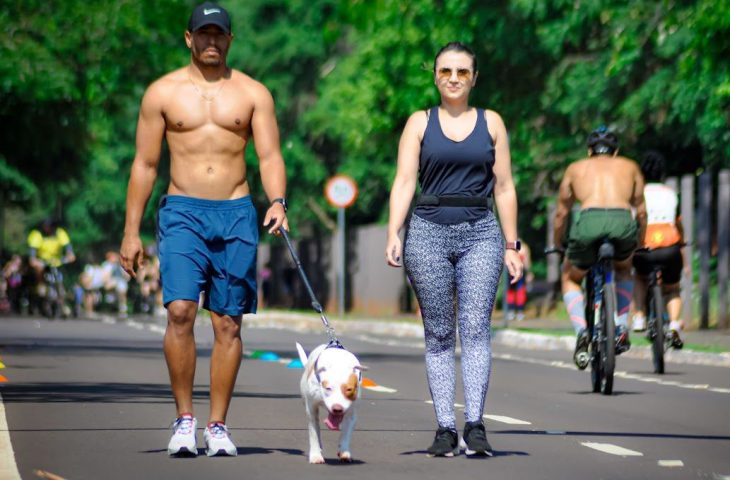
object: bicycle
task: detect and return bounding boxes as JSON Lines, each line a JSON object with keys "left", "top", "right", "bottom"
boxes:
{"left": 547, "top": 240, "right": 619, "bottom": 395}
{"left": 37, "top": 259, "right": 74, "bottom": 319}
{"left": 634, "top": 245, "right": 684, "bottom": 374}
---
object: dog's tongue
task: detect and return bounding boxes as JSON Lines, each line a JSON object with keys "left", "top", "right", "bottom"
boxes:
{"left": 324, "top": 413, "right": 344, "bottom": 431}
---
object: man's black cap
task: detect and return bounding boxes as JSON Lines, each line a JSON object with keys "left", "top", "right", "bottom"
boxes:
{"left": 188, "top": 2, "right": 231, "bottom": 34}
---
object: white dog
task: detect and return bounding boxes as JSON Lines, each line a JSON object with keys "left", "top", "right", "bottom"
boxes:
{"left": 296, "top": 342, "right": 366, "bottom": 464}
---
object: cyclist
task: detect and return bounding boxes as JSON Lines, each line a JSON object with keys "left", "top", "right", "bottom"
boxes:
{"left": 27, "top": 218, "right": 76, "bottom": 311}
{"left": 553, "top": 126, "right": 647, "bottom": 369}
{"left": 631, "top": 151, "right": 685, "bottom": 348}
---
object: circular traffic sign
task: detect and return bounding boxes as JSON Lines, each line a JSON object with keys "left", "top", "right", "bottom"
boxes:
{"left": 325, "top": 175, "right": 358, "bottom": 209}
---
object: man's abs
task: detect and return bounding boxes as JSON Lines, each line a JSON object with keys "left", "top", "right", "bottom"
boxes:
{"left": 167, "top": 152, "right": 250, "bottom": 200}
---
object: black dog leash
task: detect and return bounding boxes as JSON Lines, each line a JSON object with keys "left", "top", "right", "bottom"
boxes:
{"left": 279, "top": 227, "right": 343, "bottom": 349}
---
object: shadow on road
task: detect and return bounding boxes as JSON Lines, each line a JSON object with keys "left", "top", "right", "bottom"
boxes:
{"left": 400, "top": 449, "right": 529, "bottom": 457}
{"left": 0, "top": 382, "right": 299, "bottom": 403}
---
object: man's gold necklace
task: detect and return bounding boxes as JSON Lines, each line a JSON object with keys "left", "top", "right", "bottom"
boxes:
{"left": 188, "top": 66, "right": 228, "bottom": 102}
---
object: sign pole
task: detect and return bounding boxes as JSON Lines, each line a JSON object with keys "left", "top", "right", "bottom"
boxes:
{"left": 338, "top": 207, "right": 346, "bottom": 317}
{"left": 325, "top": 175, "right": 358, "bottom": 317}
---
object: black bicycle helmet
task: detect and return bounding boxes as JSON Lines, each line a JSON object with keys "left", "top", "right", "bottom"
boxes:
{"left": 586, "top": 125, "right": 618, "bottom": 156}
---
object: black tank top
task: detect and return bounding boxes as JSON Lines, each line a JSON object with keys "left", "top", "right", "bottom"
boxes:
{"left": 414, "top": 107, "right": 496, "bottom": 224}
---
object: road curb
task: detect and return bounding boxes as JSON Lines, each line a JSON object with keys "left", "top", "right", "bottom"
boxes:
{"left": 245, "top": 312, "right": 730, "bottom": 368}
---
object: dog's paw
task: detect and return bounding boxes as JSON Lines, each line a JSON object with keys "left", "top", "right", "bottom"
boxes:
{"left": 309, "top": 453, "right": 325, "bottom": 464}
{"left": 338, "top": 451, "right": 352, "bottom": 463}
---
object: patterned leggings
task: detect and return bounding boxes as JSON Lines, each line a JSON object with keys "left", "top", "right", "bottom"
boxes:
{"left": 405, "top": 213, "right": 504, "bottom": 429}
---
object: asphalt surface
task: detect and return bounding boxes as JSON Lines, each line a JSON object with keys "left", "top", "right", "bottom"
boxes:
{"left": 1, "top": 315, "right": 729, "bottom": 480}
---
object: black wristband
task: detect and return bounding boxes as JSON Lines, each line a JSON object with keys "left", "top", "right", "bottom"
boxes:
{"left": 271, "top": 197, "right": 288, "bottom": 212}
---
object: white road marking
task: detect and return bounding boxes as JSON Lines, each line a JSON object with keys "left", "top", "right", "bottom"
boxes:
{"left": 148, "top": 325, "right": 166, "bottom": 335}
{"left": 709, "top": 388, "right": 730, "bottom": 393}
{"left": 493, "top": 353, "right": 729, "bottom": 394}
{"left": 581, "top": 442, "right": 643, "bottom": 456}
{"left": 657, "top": 460, "right": 684, "bottom": 467}
{"left": 422, "top": 402, "right": 534, "bottom": 425}
{"left": 483, "top": 414, "right": 532, "bottom": 425}
{"left": 0, "top": 393, "right": 22, "bottom": 480}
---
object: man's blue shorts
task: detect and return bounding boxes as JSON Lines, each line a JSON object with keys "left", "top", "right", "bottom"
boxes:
{"left": 158, "top": 195, "right": 258, "bottom": 316}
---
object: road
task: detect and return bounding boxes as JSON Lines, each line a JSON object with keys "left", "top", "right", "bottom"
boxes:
{"left": 1, "top": 315, "right": 729, "bottom": 480}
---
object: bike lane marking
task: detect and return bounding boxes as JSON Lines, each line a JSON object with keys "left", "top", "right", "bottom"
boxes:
{"left": 581, "top": 442, "right": 643, "bottom": 456}
{"left": 494, "top": 353, "right": 730, "bottom": 394}
{"left": 424, "top": 401, "right": 533, "bottom": 425}
{"left": 0, "top": 361, "right": 22, "bottom": 480}
{"left": 483, "top": 414, "right": 532, "bottom": 425}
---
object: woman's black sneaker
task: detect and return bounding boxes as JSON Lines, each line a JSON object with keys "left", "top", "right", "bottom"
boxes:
{"left": 426, "top": 427, "right": 459, "bottom": 457}
{"left": 462, "top": 421, "right": 493, "bottom": 456}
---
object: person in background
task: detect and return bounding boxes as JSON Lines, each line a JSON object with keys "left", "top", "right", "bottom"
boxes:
{"left": 631, "top": 151, "right": 685, "bottom": 348}
{"left": 506, "top": 239, "right": 532, "bottom": 321}
{"left": 553, "top": 126, "right": 646, "bottom": 369}
{"left": 27, "top": 218, "right": 76, "bottom": 315}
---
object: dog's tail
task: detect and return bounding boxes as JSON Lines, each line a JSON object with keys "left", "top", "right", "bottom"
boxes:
{"left": 295, "top": 342, "right": 308, "bottom": 365}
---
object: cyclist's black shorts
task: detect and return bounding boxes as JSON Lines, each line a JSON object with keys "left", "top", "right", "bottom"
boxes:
{"left": 633, "top": 244, "right": 683, "bottom": 284}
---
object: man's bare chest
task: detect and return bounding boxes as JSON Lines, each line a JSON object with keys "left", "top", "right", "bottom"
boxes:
{"left": 163, "top": 94, "right": 254, "bottom": 134}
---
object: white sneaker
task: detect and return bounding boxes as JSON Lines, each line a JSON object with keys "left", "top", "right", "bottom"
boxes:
{"left": 204, "top": 422, "right": 237, "bottom": 457}
{"left": 632, "top": 314, "right": 646, "bottom": 332}
{"left": 168, "top": 414, "right": 197, "bottom": 456}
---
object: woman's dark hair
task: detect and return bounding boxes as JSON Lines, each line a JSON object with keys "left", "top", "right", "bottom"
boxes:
{"left": 641, "top": 150, "right": 667, "bottom": 183}
{"left": 433, "top": 42, "right": 478, "bottom": 72}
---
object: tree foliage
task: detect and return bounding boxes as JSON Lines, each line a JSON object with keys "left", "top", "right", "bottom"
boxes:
{"left": 0, "top": 0, "right": 727, "bottom": 256}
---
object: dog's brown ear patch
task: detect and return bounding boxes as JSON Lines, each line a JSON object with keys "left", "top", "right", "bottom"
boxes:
{"left": 342, "top": 373, "right": 358, "bottom": 400}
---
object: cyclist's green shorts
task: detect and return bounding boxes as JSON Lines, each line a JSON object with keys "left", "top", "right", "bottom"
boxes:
{"left": 567, "top": 208, "right": 638, "bottom": 270}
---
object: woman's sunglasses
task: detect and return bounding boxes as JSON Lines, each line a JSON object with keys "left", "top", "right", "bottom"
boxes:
{"left": 437, "top": 67, "right": 473, "bottom": 82}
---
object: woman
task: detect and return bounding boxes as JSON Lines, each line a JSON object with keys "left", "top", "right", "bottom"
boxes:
{"left": 385, "top": 42, "right": 522, "bottom": 457}
{"left": 632, "top": 151, "right": 685, "bottom": 348}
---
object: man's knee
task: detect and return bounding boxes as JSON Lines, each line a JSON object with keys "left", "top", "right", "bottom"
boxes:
{"left": 167, "top": 301, "right": 197, "bottom": 328}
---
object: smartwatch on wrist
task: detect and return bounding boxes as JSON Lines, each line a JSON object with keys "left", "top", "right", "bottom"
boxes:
{"left": 271, "top": 197, "right": 288, "bottom": 212}
{"left": 505, "top": 240, "right": 521, "bottom": 251}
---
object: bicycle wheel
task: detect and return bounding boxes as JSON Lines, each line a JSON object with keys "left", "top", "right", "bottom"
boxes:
{"left": 599, "top": 282, "right": 616, "bottom": 395}
{"left": 650, "top": 285, "right": 665, "bottom": 374}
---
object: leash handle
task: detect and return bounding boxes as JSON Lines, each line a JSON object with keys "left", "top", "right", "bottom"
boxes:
{"left": 279, "top": 227, "right": 340, "bottom": 344}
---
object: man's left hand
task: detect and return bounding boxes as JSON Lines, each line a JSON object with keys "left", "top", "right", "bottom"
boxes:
{"left": 264, "top": 203, "right": 289, "bottom": 235}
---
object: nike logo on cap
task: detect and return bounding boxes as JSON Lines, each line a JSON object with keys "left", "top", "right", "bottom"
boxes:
{"left": 203, "top": 8, "right": 220, "bottom": 15}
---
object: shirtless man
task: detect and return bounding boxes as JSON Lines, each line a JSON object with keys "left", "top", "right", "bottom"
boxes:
{"left": 553, "top": 126, "right": 646, "bottom": 369}
{"left": 120, "top": 2, "right": 288, "bottom": 457}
